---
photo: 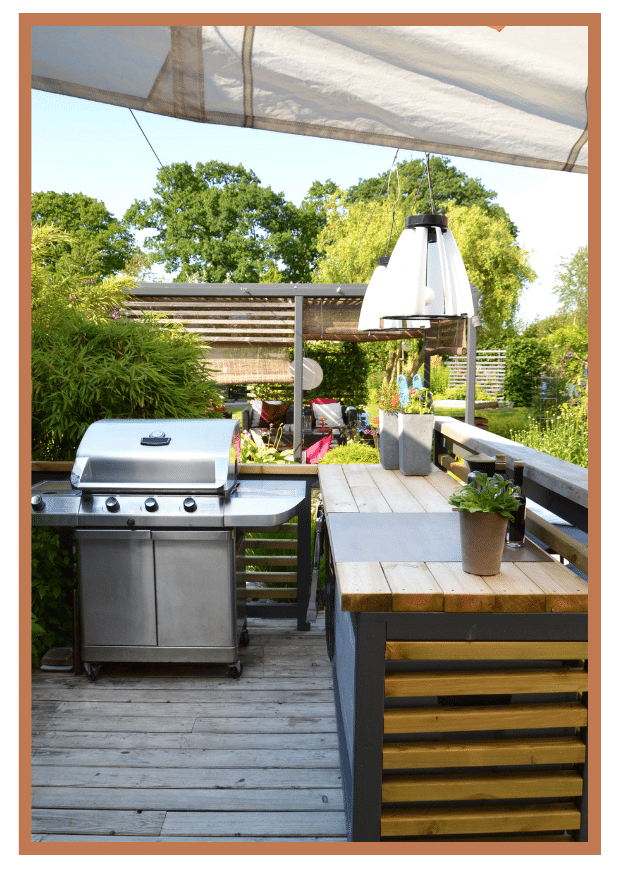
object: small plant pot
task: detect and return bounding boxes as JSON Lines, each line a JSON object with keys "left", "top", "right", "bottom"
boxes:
{"left": 398, "top": 413, "right": 434, "bottom": 476}
{"left": 458, "top": 510, "right": 507, "bottom": 576}
{"left": 378, "top": 409, "right": 399, "bottom": 469}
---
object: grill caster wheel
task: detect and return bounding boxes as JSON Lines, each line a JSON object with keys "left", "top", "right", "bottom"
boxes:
{"left": 84, "top": 662, "right": 101, "bottom": 683}
{"left": 239, "top": 628, "right": 250, "bottom": 647}
{"left": 228, "top": 660, "right": 243, "bottom": 680}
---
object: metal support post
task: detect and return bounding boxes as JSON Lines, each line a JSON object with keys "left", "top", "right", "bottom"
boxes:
{"left": 293, "top": 295, "right": 304, "bottom": 462}
{"left": 465, "top": 285, "right": 479, "bottom": 426}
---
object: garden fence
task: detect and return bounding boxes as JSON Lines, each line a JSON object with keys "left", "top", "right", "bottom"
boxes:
{"left": 447, "top": 349, "right": 506, "bottom": 397}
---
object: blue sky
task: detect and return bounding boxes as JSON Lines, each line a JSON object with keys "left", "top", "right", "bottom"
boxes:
{"left": 31, "top": 89, "right": 588, "bottom": 325}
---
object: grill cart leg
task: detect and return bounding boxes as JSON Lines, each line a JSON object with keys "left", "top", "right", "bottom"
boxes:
{"left": 83, "top": 662, "right": 101, "bottom": 683}
{"left": 228, "top": 660, "right": 243, "bottom": 679}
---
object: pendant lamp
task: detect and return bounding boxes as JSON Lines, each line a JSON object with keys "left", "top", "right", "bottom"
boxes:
{"left": 379, "top": 214, "right": 474, "bottom": 322}
{"left": 358, "top": 256, "right": 402, "bottom": 331}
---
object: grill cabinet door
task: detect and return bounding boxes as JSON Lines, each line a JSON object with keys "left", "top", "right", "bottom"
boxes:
{"left": 152, "top": 530, "right": 236, "bottom": 647}
{"left": 76, "top": 529, "right": 157, "bottom": 646}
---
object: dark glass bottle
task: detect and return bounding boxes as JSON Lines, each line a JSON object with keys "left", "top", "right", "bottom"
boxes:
{"left": 506, "top": 460, "right": 526, "bottom": 548}
{"left": 494, "top": 454, "right": 507, "bottom": 480}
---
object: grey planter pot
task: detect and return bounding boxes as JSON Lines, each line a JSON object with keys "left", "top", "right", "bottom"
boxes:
{"left": 458, "top": 510, "right": 508, "bottom": 576}
{"left": 398, "top": 413, "right": 434, "bottom": 475}
{"left": 378, "top": 409, "right": 400, "bottom": 469}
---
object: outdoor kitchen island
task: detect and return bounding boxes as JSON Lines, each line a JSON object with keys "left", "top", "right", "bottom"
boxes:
{"left": 318, "top": 463, "right": 588, "bottom": 843}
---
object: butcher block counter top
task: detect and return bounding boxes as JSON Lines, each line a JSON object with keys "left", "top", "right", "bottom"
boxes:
{"left": 317, "top": 464, "right": 587, "bottom": 614}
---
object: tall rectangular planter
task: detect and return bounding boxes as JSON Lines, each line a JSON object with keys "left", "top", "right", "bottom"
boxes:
{"left": 378, "top": 410, "right": 399, "bottom": 469}
{"left": 398, "top": 413, "right": 435, "bottom": 475}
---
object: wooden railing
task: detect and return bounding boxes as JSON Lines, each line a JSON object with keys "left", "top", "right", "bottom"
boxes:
{"left": 433, "top": 416, "right": 588, "bottom": 576}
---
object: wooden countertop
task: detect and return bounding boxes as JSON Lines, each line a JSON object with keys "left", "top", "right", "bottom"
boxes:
{"left": 318, "top": 464, "right": 587, "bottom": 614}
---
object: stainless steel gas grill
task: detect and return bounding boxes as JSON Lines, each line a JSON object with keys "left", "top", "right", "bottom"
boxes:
{"left": 31, "top": 419, "right": 305, "bottom": 680}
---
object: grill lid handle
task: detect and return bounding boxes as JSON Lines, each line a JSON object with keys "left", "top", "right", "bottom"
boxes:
{"left": 140, "top": 434, "right": 171, "bottom": 445}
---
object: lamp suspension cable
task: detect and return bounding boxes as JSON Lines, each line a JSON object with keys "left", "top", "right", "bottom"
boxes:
{"left": 344, "top": 148, "right": 399, "bottom": 281}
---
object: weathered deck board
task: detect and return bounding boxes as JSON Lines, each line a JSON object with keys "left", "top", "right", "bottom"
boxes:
{"left": 30, "top": 614, "right": 347, "bottom": 844}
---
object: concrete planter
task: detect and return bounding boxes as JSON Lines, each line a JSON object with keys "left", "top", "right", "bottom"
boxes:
{"left": 378, "top": 410, "right": 400, "bottom": 469}
{"left": 397, "top": 413, "right": 434, "bottom": 476}
{"left": 458, "top": 510, "right": 508, "bottom": 576}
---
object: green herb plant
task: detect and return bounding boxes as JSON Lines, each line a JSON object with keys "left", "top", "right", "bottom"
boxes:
{"left": 238, "top": 429, "right": 295, "bottom": 464}
{"left": 401, "top": 387, "right": 434, "bottom": 415}
{"left": 448, "top": 471, "right": 521, "bottom": 520}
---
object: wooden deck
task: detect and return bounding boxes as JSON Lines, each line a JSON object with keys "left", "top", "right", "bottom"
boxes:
{"left": 31, "top": 613, "right": 347, "bottom": 843}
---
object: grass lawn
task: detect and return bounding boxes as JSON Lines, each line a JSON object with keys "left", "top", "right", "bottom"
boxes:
{"left": 363, "top": 402, "right": 531, "bottom": 440}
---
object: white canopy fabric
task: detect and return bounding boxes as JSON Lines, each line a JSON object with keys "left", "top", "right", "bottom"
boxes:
{"left": 31, "top": 24, "right": 588, "bottom": 173}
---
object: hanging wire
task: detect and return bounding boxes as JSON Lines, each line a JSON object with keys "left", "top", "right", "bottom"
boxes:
{"left": 425, "top": 152, "right": 436, "bottom": 213}
{"left": 344, "top": 148, "right": 399, "bottom": 280}
{"left": 129, "top": 109, "right": 176, "bottom": 188}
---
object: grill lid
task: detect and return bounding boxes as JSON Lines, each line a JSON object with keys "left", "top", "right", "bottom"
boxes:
{"left": 71, "top": 419, "right": 240, "bottom": 494}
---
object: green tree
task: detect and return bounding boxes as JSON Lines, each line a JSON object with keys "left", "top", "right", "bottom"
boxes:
{"left": 553, "top": 246, "right": 588, "bottom": 327}
{"left": 31, "top": 224, "right": 224, "bottom": 460}
{"left": 124, "top": 160, "right": 316, "bottom": 283}
{"left": 31, "top": 191, "right": 138, "bottom": 280}
{"left": 346, "top": 155, "right": 517, "bottom": 236}
{"left": 504, "top": 336, "right": 552, "bottom": 407}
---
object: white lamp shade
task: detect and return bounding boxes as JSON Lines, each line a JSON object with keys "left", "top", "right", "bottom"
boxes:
{"left": 358, "top": 262, "right": 403, "bottom": 330}
{"left": 381, "top": 226, "right": 428, "bottom": 318}
{"left": 379, "top": 217, "right": 474, "bottom": 319}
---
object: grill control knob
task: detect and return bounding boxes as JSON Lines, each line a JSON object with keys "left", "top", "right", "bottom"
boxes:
{"left": 31, "top": 494, "right": 45, "bottom": 511}
{"left": 105, "top": 497, "right": 120, "bottom": 513}
{"left": 144, "top": 497, "right": 158, "bottom": 512}
{"left": 183, "top": 497, "right": 197, "bottom": 513}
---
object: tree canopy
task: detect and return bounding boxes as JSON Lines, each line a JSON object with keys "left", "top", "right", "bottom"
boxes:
{"left": 346, "top": 155, "right": 517, "bottom": 237}
{"left": 553, "top": 246, "right": 588, "bottom": 327}
{"left": 31, "top": 191, "right": 138, "bottom": 280}
{"left": 124, "top": 160, "right": 321, "bottom": 283}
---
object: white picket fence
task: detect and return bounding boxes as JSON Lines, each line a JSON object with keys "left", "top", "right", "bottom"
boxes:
{"left": 447, "top": 349, "right": 506, "bottom": 397}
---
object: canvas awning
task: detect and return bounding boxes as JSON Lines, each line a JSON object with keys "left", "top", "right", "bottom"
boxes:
{"left": 31, "top": 23, "right": 588, "bottom": 173}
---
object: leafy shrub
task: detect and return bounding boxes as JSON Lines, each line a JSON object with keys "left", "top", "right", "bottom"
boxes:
{"left": 504, "top": 336, "right": 552, "bottom": 407}
{"left": 319, "top": 442, "right": 380, "bottom": 464}
{"left": 31, "top": 528, "right": 76, "bottom": 664}
{"left": 430, "top": 360, "right": 450, "bottom": 396}
{"left": 510, "top": 387, "right": 588, "bottom": 468}
{"left": 32, "top": 312, "right": 224, "bottom": 460}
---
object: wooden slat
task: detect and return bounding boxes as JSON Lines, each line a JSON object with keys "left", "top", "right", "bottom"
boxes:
{"left": 381, "top": 769, "right": 584, "bottom": 803}
{"left": 238, "top": 587, "right": 297, "bottom": 600}
{"left": 33, "top": 786, "right": 344, "bottom": 812}
{"left": 517, "top": 561, "right": 588, "bottom": 613}
{"left": 367, "top": 468, "right": 426, "bottom": 513}
{"left": 383, "top": 702, "right": 588, "bottom": 734}
{"left": 382, "top": 736, "right": 587, "bottom": 769}
{"left": 479, "top": 563, "right": 547, "bottom": 613}
{"left": 237, "top": 571, "right": 297, "bottom": 584}
{"left": 384, "top": 640, "right": 588, "bottom": 661}
{"left": 349, "top": 486, "right": 393, "bottom": 513}
{"left": 382, "top": 834, "right": 574, "bottom": 842}
{"left": 237, "top": 554, "right": 298, "bottom": 566}
{"left": 526, "top": 509, "right": 588, "bottom": 575}
{"left": 380, "top": 802, "right": 581, "bottom": 837}
{"left": 336, "top": 562, "right": 392, "bottom": 612}
{"left": 397, "top": 473, "right": 453, "bottom": 512}
{"left": 425, "top": 562, "right": 496, "bottom": 613}
{"left": 384, "top": 667, "right": 588, "bottom": 698}
{"left": 381, "top": 562, "right": 445, "bottom": 612}
{"left": 318, "top": 466, "right": 358, "bottom": 512}
{"left": 242, "top": 538, "right": 298, "bottom": 549}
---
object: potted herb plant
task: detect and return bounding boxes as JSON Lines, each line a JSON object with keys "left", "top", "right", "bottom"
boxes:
{"left": 376, "top": 382, "right": 400, "bottom": 469}
{"left": 448, "top": 471, "right": 521, "bottom": 575}
{"left": 397, "top": 381, "right": 435, "bottom": 476}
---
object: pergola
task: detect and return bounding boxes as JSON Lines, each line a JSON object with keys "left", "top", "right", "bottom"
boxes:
{"left": 127, "top": 281, "right": 472, "bottom": 460}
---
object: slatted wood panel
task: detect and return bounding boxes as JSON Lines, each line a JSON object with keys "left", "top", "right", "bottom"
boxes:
{"left": 447, "top": 349, "right": 507, "bottom": 397}
{"left": 31, "top": 614, "right": 346, "bottom": 843}
{"left": 124, "top": 297, "right": 296, "bottom": 345}
{"left": 380, "top": 639, "right": 587, "bottom": 841}
{"left": 237, "top": 522, "right": 298, "bottom": 601}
